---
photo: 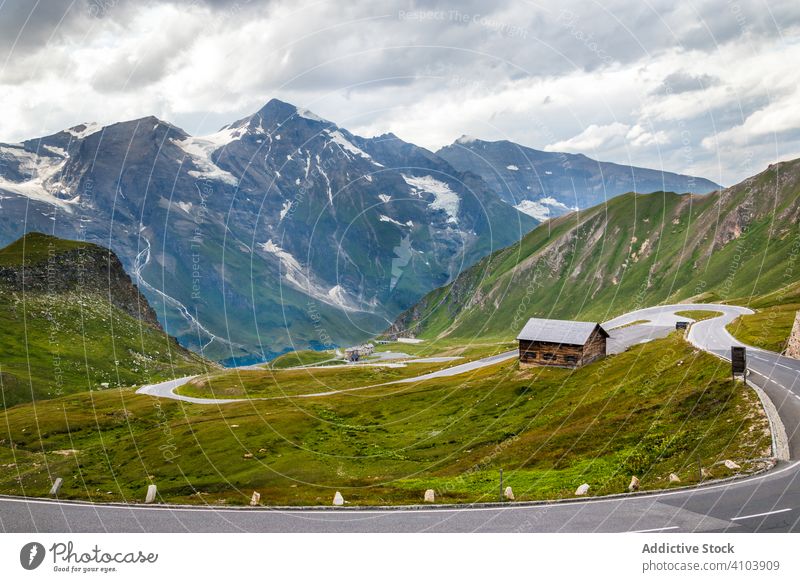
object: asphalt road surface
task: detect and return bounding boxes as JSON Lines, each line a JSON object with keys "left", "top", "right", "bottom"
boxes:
{"left": 3, "top": 303, "right": 800, "bottom": 532}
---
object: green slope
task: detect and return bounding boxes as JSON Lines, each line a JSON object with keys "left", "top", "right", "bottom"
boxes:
{"left": 390, "top": 158, "right": 800, "bottom": 341}
{"left": 0, "top": 233, "right": 212, "bottom": 408}
{"left": 0, "top": 333, "right": 769, "bottom": 505}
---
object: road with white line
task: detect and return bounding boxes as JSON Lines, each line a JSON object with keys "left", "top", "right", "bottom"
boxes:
{"left": 2, "top": 303, "right": 800, "bottom": 532}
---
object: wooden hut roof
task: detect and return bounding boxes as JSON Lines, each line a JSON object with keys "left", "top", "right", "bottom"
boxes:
{"left": 516, "top": 318, "right": 609, "bottom": 345}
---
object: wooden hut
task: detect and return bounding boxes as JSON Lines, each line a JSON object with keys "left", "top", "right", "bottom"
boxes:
{"left": 517, "top": 318, "right": 608, "bottom": 368}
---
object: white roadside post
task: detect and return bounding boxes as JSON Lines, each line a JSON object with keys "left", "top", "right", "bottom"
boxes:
{"left": 145, "top": 484, "right": 158, "bottom": 504}
{"left": 49, "top": 478, "right": 63, "bottom": 497}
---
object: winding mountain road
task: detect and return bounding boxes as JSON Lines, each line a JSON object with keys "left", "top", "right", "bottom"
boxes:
{"left": 3, "top": 303, "right": 800, "bottom": 532}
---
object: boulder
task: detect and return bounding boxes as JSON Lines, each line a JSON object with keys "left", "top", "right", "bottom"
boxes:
{"left": 669, "top": 473, "right": 681, "bottom": 483}
{"left": 145, "top": 484, "right": 157, "bottom": 504}
{"left": 250, "top": 491, "right": 261, "bottom": 506}
{"left": 628, "top": 476, "right": 640, "bottom": 492}
{"left": 424, "top": 489, "right": 435, "bottom": 503}
{"left": 575, "top": 483, "right": 590, "bottom": 496}
{"left": 724, "top": 459, "right": 741, "bottom": 470}
{"left": 333, "top": 491, "right": 344, "bottom": 506}
{"left": 504, "top": 486, "right": 514, "bottom": 501}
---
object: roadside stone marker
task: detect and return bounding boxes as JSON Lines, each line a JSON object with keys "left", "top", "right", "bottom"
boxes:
{"left": 628, "top": 476, "right": 640, "bottom": 492}
{"left": 575, "top": 483, "right": 590, "bottom": 496}
{"left": 333, "top": 491, "right": 344, "bottom": 506}
{"left": 504, "top": 486, "right": 514, "bottom": 501}
{"left": 49, "top": 477, "right": 63, "bottom": 496}
{"left": 669, "top": 473, "right": 681, "bottom": 483}
{"left": 145, "top": 484, "right": 157, "bottom": 504}
{"left": 250, "top": 491, "right": 261, "bottom": 506}
{"left": 424, "top": 489, "right": 435, "bottom": 503}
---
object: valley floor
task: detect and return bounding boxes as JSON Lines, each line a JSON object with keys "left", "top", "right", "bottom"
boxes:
{"left": 0, "top": 317, "right": 771, "bottom": 506}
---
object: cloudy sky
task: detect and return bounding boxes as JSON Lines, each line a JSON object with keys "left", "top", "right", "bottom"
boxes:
{"left": 2, "top": 0, "right": 799, "bottom": 185}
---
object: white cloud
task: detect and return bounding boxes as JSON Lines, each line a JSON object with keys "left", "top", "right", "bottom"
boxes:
{"left": 703, "top": 90, "right": 800, "bottom": 148}
{"left": 545, "top": 122, "right": 631, "bottom": 153}
{"left": 0, "top": 0, "right": 798, "bottom": 185}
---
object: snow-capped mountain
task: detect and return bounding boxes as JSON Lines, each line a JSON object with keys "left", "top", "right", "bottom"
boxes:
{"left": 0, "top": 100, "right": 535, "bottom": 363}
{"left": 437, "top": 137, "right": 721, "bottom": 220}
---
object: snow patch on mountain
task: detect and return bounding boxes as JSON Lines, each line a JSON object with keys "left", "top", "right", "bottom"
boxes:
{"left": 316, "top": 160, "right": 333, "bottom": 204}
{"left": 379, "top": 214, "right": 413, "bottom": 227}
{"left": 401, "top": 174, "right": 460, "bottom": 224}
{"left": 0, "top": 146, "right": 75, "bottom": 211}
{"left": 327, "top": 285, "right": 349, "bottom": 308}
{"left": 175, "top": 128, "right": 241, "bottom": 186}
{"left": 175, "top": 201, "right": 193, "bottom": 214}
{"left": 514, "top": 197, "right": 576, "bottom": 220}
{"left": 279, "top": 200, "right": 292, "bottom": 221}
{"left": 66, "top": 122, "right": 102, "bottom": 140}
{"left": 327, "top": 130, "right": 372, "bottom": 161}
{"left": 259, "top": 239, "right": 360, "bottom": 312}
{"left": 297, "top": 108, "right": 327, "bottom": 123}
{"left": 44, "top": 145, "right": 68, "bottom": 157}
{"left": 259, "top": 239, "right": 308, "bottom": 289}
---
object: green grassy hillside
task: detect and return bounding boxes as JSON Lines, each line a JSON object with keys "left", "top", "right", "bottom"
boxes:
{"left": 0, "top": 334, "right": 770, "bottom": 505}
{"left": 390, "top": 158, "right": 800, "bottom": 342}
{"left": 726, "top": 279, "right": 800, "bottom": 352}
{"left": 0, "top": 233, "right": 212, "bottom": 408}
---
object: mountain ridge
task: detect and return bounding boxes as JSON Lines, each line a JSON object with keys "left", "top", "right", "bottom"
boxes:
{"left": 0, "top": 98, "right": 721, "bottom": 362}
{"left": 388, "top": 157, "right": 800, "bottom": 341}
{"left": 437, "top": 136, "right": 721, "bottom": 221}
{"left": 0, "top": 99, "right": 536, "bottom": 362}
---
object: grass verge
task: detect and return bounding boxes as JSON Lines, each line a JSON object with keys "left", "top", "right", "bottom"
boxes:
{"left": 674, "top": 310, "right": 724, "bottom": 322}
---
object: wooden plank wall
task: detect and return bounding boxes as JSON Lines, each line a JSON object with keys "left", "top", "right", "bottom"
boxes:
{"left": 518, "top": 329, "right": 606, "bottom": 368}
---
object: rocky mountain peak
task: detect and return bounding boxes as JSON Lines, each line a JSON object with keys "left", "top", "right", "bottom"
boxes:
{"left": 227, "top": 99, "right": 333, "bottom": 137}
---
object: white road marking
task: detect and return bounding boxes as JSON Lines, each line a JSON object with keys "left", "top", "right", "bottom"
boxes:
{"left": 730, "top": 508, "right": 793, "bottom": 521}
{"left": 629, "top": 526, "right": 679, "bottom": 533}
